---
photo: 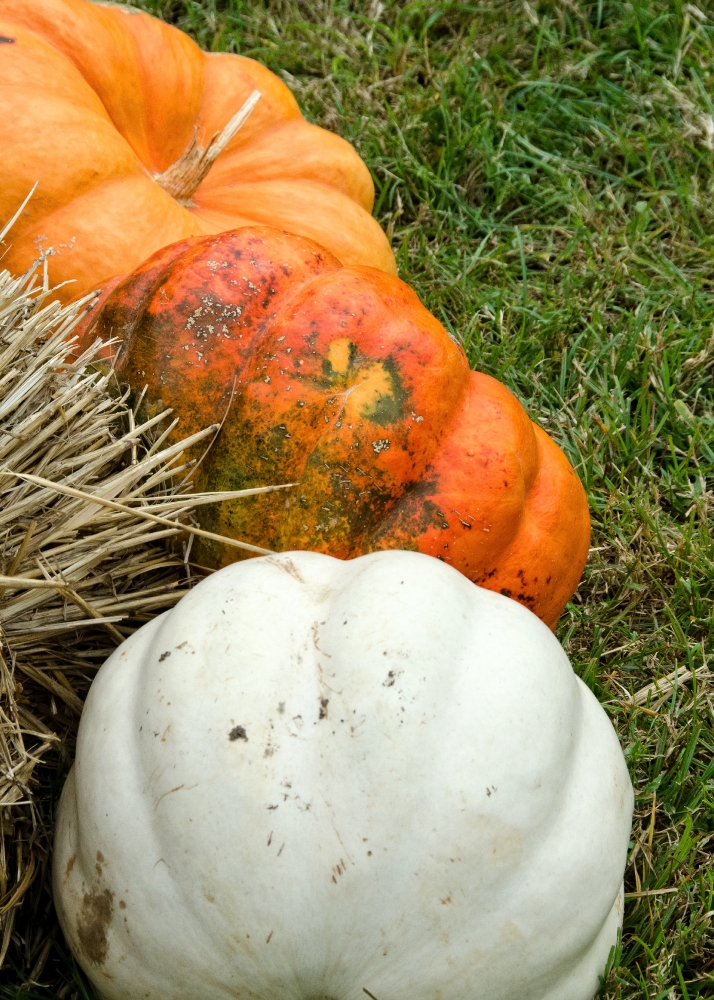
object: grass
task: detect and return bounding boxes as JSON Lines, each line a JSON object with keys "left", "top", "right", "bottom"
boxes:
{"left": 4, "top": 0, "right": 713, "bottom": 996}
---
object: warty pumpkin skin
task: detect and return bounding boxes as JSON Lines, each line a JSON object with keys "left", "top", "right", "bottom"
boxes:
{"left": 53, "top": 550, "right": 633, "bottom": 1000}
{"left": 75, "top": 226, "right": 590, "bottom": 629}
{"left": 0, "top": 0, "right": 395, "bottom": 303}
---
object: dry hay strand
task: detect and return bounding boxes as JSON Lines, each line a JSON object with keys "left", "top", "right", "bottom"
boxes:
{"left": 0, "top": 245, "right": 279, "bottom": 982}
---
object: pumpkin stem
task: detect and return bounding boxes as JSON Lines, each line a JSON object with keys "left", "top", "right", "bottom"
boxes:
{"left": 153, "top": 89, "right": 261, "bottom": 205}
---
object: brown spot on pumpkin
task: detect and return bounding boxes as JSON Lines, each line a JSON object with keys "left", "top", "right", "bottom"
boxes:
{"left": 229, "top": 725, "right": 248, "bottom": 741}
{"left": 64, "top": 855, "right": 76, "bottom": 880}
{"left": 500, "top": 588, "right": 512, "bottom": 598}
{"left": 119, "top": 900, "right": 126, "bottom": 910}
{"left": 77, "top": 887, "right": 114, "bottom": 965}
{"left": 268, "top": 556, "right": 304, "bottom": 583}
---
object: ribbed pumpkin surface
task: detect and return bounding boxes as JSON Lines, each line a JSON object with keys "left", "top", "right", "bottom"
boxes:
{"left": 76, "top": 227, "right": 590, "bottom": 627}
{"left": 0, "top": 0, "right": 395, "bottom": 302}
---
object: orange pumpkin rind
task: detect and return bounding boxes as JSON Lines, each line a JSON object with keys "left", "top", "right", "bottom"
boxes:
{"left": 0, "top": 0, "right": 395, "bottom": 303}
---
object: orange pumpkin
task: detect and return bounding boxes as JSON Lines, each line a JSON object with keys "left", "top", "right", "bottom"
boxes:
{"left": 75, "top": 226, "right": 590, "bottom": 628}
{"left": 0, "top": 0, "right": 395, "bottom": 303}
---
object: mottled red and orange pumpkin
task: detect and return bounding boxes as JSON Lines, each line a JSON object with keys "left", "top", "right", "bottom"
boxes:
{"left": 75, "top": 227, "right": 590, "bottom": 627}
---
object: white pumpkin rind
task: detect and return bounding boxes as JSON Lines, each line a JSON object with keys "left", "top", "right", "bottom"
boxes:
{"left": 53, "top": 550, "right": 633, "bottom": 1000}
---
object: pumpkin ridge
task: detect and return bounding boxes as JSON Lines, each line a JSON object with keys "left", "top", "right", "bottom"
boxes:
{"left": 100, "top": 0, "right": 206, "bottom": 174}
{"left": 193, "top": 266, "right": 474, "bottom": 561}
{"left": 79, "top": 238, "right": 218, "bottom": 372}
{"left": 362, "top": 370, "right": 560, "bottom": 618}
{"left": 115, "top": 230, "right": 345, "bottom": 390}
{"left": 3, "top": 104, "right": 147, "bottom": 244}
{"left": 13, "top": 175, "right": 200, "bottom": 303}
{"left": 196, "top": 119, "right": 377, "bottom": 210}
{"left": 470, "top": 424, "right": 590, "bottom": 629}
{"left": 0, "top": 22, "right": 113, "bottom": 121}
{"left": 186, "top": 179, "right": 398, "bottom": 276}
{"left": 3, "top": 0, "right": 158, "bottom": 168}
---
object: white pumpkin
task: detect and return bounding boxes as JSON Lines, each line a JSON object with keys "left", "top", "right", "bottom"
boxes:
{"left": 54, "top": 550, "right": 632, "bottom": 1000}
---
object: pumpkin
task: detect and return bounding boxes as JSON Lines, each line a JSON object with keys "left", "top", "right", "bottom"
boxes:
{"left": 54, "top": 549, "right": 633, "bottom": 1000}
{"left": 0, "top": 0, "right": 395, "bottom": 304}
{"left": 75, "top": 226, "right": 590, "bottom": 628}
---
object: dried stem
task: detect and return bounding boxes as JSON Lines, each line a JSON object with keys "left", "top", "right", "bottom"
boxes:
{"left": 154, "top": 90, "right": 261, "bottom": 204}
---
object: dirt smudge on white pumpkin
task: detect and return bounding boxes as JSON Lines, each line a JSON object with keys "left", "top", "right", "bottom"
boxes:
{"left": 500, "top": 920, "right": 525, "bottom": 940}
{"left": 77, "top": 886, "right": 114, "bottom": 965}
{"left": 267, "top": 555, "right": 305, "bottom": 583}
{"left": 480, "top": 816, "right": 523, "bottom": 870}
